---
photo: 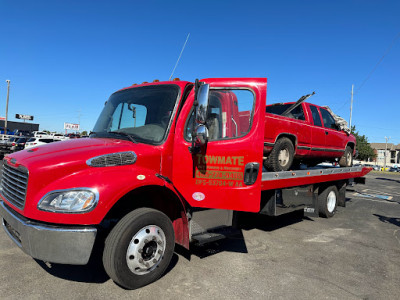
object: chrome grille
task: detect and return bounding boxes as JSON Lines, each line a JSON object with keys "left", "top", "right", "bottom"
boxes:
{"left": 1, "top": 161, "right": 28, "bottom": 209}
{"left": 87, "top": 151, "right": 137, "bottom": 167}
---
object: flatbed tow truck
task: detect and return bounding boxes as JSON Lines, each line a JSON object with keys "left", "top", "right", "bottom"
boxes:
{"left": 0, "top": 78, "right": 371, "bottom": 289}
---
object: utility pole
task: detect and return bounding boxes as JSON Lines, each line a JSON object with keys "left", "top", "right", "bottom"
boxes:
{"left": 349, "top": 84, "right": 354, "bottom": 130}
{"left": 384, "top": 136, "right": 391, "bottom": 169}
{"left": 5, "top": 80, "right": 10, "bottom": 135}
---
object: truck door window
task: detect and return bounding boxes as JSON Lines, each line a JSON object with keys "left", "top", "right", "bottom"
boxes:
{"left": 310, "top": 105, "right": 322, "bottom": 127}
{"left": 185, "top": 89, "right": 254, "bottom": 141}
{"left": 320, "top": 108, "right": 338, "bottom": 130}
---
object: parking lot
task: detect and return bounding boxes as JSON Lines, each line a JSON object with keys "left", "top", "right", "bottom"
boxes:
{"left": 0, "top": 168, "right": 399, "bottom": 299}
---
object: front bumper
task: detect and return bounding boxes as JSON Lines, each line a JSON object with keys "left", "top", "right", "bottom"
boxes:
{"left": 0, "top": 200, "right": 97, "bottom": 265}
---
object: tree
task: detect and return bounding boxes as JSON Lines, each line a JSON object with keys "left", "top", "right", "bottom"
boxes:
{"left": 351, "top": 126, "right": 376, "bottom": 161}
{"left": 81, "top": 130, "right": 88, "bottom": 136}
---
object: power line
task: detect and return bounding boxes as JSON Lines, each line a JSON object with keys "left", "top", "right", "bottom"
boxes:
{"left": 355, "top": 31, "right": 400, "bottom": 93}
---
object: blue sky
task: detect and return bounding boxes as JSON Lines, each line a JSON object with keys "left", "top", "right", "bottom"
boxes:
{"left": 0, "top": 0, "right": 399, "bottom": 144}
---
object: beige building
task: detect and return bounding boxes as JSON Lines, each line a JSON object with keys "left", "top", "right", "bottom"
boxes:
{"left": 370, "top": 143, "right": 400, "bottom": 167}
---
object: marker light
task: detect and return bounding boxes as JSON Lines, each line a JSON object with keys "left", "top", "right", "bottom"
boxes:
{"left": 38, "top": 188, "right": 99, "bottom": 213}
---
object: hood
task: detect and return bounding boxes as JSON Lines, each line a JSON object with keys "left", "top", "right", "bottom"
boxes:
{"left": 5, "top": 137, "right": 161, "bottom": 175}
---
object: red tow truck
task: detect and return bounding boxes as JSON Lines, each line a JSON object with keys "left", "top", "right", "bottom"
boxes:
{"left": 0, "top": 78, "right": 371, "bottom": 289}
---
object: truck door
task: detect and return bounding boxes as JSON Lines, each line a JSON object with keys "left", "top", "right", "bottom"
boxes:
{"left": 308, "top": 104, "right": 327, "bottom": 157}
{"left": 172, "top": 78, "right": 267, "bottom": 212}
{"left": 319, "top": 107, "right": 347, "bottom": 157}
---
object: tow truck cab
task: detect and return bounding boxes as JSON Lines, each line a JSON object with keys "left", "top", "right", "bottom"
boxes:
{"left": 0, "top": 78, "right": 370, "bottom": 290}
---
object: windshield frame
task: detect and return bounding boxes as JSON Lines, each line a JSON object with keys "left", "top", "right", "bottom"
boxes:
{"left": 91, "top": 84, "right": 182, "bottom": 146}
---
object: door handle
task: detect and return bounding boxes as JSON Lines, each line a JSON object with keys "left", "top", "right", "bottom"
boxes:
{"left": 244, "top": 162, "right": 260, "bottom": 185}
{"left": 325, "top": 131, "right": 329, "bottom": 135}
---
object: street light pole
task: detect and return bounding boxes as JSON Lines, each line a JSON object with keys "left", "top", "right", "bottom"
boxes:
{"left": 5, "top": 80, "right": 10, "bottom": 135}
{"left": 384, "top": 136, "right": 391, "bottom": 169}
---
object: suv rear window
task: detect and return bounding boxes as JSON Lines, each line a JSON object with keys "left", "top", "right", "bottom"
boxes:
{"left": 266, "top": 104, "right": 305, "bottom": 120}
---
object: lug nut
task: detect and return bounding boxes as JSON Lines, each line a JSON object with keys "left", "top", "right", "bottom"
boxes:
{"left": 144, "top": 239, "right": 148, "bottom": 243}
{"left": 139, "top": 258, "right": 144, "bottom": 263}
{"left": 158, "top": 249, "right": 162, "bottom": 254}
{"left": 153, "top": 259, "right": 157, "bottom": 263}
{"left": 145, "top": 262, "right": 150, "bottom": 268}
{"left": 138, "top": 248, "right": 143, "bottom": 253}
{"left": 157, "top": 241, "right": 162, "bottom": 246}
{"left": 152, "top": 237, "right": 156, "bottom": 241}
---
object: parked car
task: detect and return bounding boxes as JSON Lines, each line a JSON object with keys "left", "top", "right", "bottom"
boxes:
{"left": 263, "top": 95, "right": 356, "bottom": 171}
{"left": 52, "top": 133, "right": 68, "bottom": 141}
{"left": 25, "top": 137, "right": 58, "bottom": 149}
{"left": 372, "top": 165, "right": 380, "bottom": 171}
{"left": 389, "top": 167, "right": 399, "bottom": 172}
{"left": 33, "top": 131, "right": 53, "bottom": 138}
{"left": 10, "top": 137, "right": 28, "bottom": 152}
{"left": 0, "top": 136, "right": 19, "bottom": 156}
{"left": 65, "top": 133, "right": 81, "bottom": 139}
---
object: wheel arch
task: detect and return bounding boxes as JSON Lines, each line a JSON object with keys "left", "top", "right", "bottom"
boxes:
{"left": 275, "top": 133, "right": 297, "bottom": 149}
{"left": 346, "top": 141, "right": 356, "bottom": 154}
{"left": 101, "top": 185, "right": 189, "bottom": 249}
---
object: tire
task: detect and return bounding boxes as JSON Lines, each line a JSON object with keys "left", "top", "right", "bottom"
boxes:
{"left": 265, "top": 137, "right": 295, "bottom": 172}
{"left": 339, "top": 146, "right": 353, "bottom": 167}
{"left": 103, "top": 208, "right": 175, "bottom": 289}
{"left": 318, "top": 185, "right": 338, "bottom": 218}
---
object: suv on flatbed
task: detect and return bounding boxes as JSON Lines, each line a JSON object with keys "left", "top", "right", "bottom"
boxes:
{"left": 264, "top": 98, "right": 356, "bottom": 171}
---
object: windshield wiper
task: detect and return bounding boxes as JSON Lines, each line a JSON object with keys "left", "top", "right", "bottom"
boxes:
{"left": 108, "top": 131, "right": 138, "bottom": 144}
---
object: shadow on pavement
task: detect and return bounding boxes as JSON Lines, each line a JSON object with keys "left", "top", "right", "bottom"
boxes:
{"left": 373, "top": 214, "right": 400, "bottom": 228}
{"left": 190, "top": 230, "right": 248, "bottom": 259}
{"left": 375, "top": 177, "right": 400, "bottom": 184}
{"left": 237, "top": 210, "right": 306, "bottom": 232}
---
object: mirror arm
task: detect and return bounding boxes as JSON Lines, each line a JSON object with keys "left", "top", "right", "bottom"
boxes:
{"left": 189, "top": 79, "right": 202, "bottom": 154}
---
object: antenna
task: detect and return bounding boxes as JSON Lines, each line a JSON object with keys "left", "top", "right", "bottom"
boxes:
{"left": 169, "top": 33, "right": 190, "bottom": 81}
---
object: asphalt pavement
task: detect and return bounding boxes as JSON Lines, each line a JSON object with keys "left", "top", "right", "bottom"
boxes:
{"left": 0, "top": 168, "right": 399, "bottom": 299}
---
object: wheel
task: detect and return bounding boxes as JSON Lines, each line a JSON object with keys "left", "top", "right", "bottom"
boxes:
{"left": 103, "top": 208, "right": 175, "bottom": 289}
{"left": 339, "top": 146, "right": 353, "bottom": 167}
{"left": 265, "top": 137, "right": 295, "bottom": 172}
{"left": 318, "top": 185, "right": 338, "bottom": 218}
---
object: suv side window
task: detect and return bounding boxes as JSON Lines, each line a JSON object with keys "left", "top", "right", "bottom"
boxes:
{"left": 310, "top": 105, "right": 322, "bottom": 127}
{"left": 185, "top": 89, "right": 255, "bottom": 141}
{"left": 320, "top": 108, "right": 338, "bottom": 130}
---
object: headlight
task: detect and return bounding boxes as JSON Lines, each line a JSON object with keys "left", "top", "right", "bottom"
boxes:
{"left": 38, "top": 188, "right": 99, "bottom": 213}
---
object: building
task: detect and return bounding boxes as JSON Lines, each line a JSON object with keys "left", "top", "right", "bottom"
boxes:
{"left": 0, "top": 120, "right": 39, "bottom": 134}
{"left": 370, "top": 143, "right": 400, "bottom": 167}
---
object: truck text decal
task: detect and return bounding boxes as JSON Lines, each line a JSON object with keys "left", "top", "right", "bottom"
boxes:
{"left": 195, "top": 155, "right": 245, "bottom": 187}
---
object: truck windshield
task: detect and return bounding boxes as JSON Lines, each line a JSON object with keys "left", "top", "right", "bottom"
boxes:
{"left": 92, "top": 85, "right": 180, "bottom": 144}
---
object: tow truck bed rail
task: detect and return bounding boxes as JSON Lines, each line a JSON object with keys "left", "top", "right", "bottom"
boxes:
{"left": 261, "top": 166, "right": 372, "bottom": 190}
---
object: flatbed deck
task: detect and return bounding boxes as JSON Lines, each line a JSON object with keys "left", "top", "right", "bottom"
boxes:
{"left": 261, "top": 166, "right": 372, "bottom": 190}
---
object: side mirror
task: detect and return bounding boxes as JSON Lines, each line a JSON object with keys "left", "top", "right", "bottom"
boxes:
{"left": 195, "top": 84, "right": 210, "bottom": 125}
{"left": 189, "top": 82, "right": 210, "bottom": 154}
{"left": 194, "top": 124, "right": 208, "bottom": 147}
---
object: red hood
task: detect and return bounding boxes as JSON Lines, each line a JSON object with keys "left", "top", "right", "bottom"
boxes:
{"left": 4, "top": 138, "right": 161, "bottom": 173}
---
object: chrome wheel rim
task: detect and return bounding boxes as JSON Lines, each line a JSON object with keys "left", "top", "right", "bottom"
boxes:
{"left": 347, "top": 152, "right": 352, "bottom": 166}
{"left": 278, "top": 148, "right": 290, "bottom": 167}
{"left": 126, "top": 225, "right": 166, "bottom": 275}
{"left": 327, "top": 191, "right": 337, "bottom": 213}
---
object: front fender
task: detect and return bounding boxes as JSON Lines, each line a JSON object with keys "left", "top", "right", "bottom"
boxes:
{"left": 21, "top": 165, "right": 167, "bottom": 225}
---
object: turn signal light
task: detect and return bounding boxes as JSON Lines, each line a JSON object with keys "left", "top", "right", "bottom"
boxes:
{"left": 153, "top": 79, "right": 159, "bottom": 82}
{"left": 173, "top": 78, "right": 180, "bottom": 81}
{"left": 142, "top": 81, "right": 148, "bottom": 84}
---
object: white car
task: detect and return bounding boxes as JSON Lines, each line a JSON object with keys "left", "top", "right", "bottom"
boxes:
{"left": 52, "top": 133, "right": 68, "bottom": 141}
{"left": 25, "top": 137, "right": 58, "bottom": 149}
{"left": 32, "top": 131, "right": 53, "bottom": 139}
